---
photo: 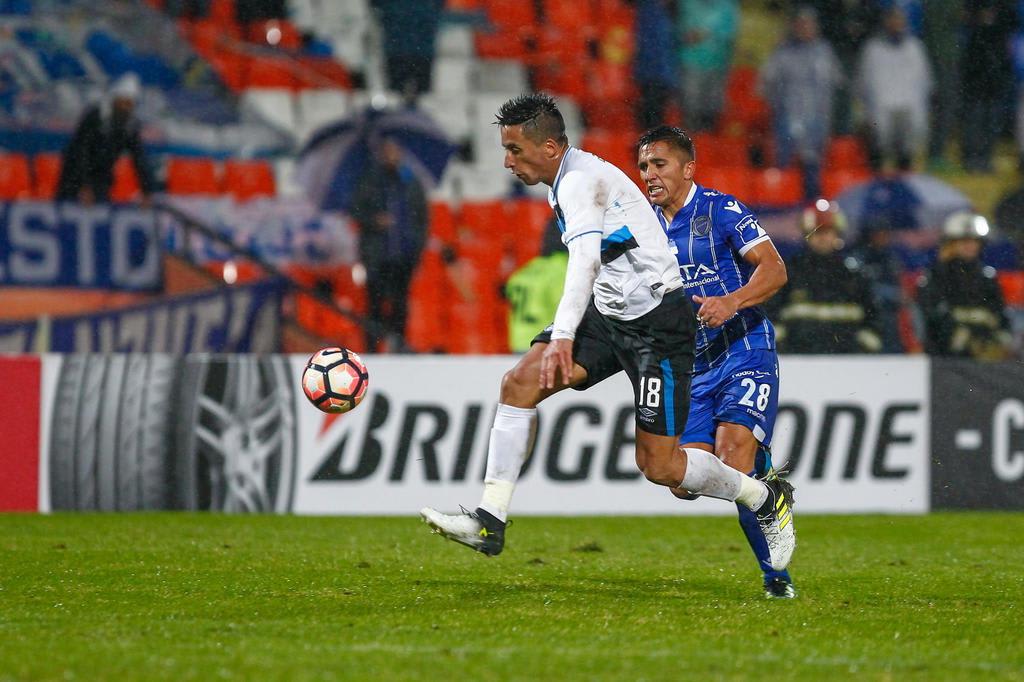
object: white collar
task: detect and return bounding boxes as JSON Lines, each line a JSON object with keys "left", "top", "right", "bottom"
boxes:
{"left": 682, "top": 182, "right": 697, "bottom": 208}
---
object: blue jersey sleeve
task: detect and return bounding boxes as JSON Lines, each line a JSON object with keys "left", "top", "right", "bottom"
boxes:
{"left": 714, "top": 195, "right": 771, "bottom": 257}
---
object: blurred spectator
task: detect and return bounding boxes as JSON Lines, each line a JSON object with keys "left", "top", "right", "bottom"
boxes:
{"left": 806, "top": 0, "right": 879, "bottom": 135}
{"left": 759, "top": 7, "right": 842, "bottom": 200}
{"left": 677, "top": 0, "right": 739, "bottom": 132}
{"left": 850, "top": 215, "right": 907, "bottom": 352}
{"left": 994, "top": 178, "right": 1024, "bottom": 248}
{"left": 350, "top": 138, "right": 428, "bottom": 353}
{"left": 55, "top": 73, "right": 155, "bottom": 205}
{"left": 634, "top": 0, "right": 678, "bottom": 129}
{"left": 372, "top": 0, "right": 443, "bottom": 98}
{"left": 878, "top": 0, "right": 924, "bottom": 35}
{"left": 856, "top": 8, "right": 932, "bottom": 172}
{"left": 961, "top": 0, "right": 1016, "bottom": 173}
{"left": 504, "top": 222, "right": 567, "bottom": 353}
{"left": 917, "top": 212, "right": 1013, "bottom": 358}
{"left": 923, "top": 0, "right": 962, "bottom": 170}
{"left": 770, "top": 200, "right": 883, "bottom": 354}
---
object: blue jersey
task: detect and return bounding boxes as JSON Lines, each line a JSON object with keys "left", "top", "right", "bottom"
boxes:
{"left": 654, "top": 184, "right": 776, "bottom": 373}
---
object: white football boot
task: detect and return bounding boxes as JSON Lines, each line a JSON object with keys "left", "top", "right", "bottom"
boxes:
{"left": 420, "top": 506, "right": 506, "bottom": 556}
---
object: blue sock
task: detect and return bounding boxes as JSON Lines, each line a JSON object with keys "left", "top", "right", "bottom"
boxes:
{"left": 735, "top": 447, "right": 792, "bottom": 585}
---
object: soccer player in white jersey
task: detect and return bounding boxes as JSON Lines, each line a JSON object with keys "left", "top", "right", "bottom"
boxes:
{"left": 421, "top": 94, "right": 795, "bottom": 572}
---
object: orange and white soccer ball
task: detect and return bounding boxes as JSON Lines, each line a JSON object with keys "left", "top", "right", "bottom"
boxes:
{"left": 301, "top": 347, "right": 369, "bottom": 413}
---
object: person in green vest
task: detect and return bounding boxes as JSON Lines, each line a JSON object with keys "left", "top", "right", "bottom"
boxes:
{"left": 505, "top": 220, "right": 568, "bottom": 352}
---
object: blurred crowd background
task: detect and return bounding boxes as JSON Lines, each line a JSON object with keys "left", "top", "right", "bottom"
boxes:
{"left": 1, "top": 0, "right": 1023, "bottom": 361}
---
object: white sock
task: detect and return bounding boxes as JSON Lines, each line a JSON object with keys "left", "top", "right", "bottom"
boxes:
{"left": 680, "top": 448, "right": 768, "bottom": 509}
{"left": 478, "top": 404, "right": 537, "bottom": 522}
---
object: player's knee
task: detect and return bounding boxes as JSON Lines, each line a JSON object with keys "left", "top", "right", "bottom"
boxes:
{"left": 638, "top": 451, "right": 678, "bottom": 487}
{"left": 499, "top": 364, "right": 540, "bottom": 407}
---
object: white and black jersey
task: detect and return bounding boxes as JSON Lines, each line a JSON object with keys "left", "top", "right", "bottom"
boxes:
{"left": 549, "top": 147, "right": 682, "bottom": 320}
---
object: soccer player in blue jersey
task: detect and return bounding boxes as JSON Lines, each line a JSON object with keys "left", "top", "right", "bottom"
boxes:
{"left": 637, "top": 126, "right": 797, "bottom": 598}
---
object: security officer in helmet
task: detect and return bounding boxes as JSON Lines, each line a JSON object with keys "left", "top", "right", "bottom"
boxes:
{"left": 770, "top": 199, "right": 883, "bottom": 353}
{"left": 917, "top": 212, "right": 1013, "bottom": 359}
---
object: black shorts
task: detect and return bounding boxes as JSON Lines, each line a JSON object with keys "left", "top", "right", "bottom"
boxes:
{"left": 532, "top": 287, "right": 695, "bottom": 436}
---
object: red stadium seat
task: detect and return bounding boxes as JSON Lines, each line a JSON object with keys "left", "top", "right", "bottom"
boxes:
{"left": 244, "top": 55, "right": 299, "bottom": 89}
{"left": 821, "top": 168, "right": 872, "bottom": 199}
{"left": 752, "top": 167, "right": 803, "bottom": 207}
{"left": 206, "top": 49, "right": 248, "bottom": 91}
{"left": 0, "top": 153, "right": 32, "bottom": 200}
{"left": 109, "top": 157, "right": 141, "bottom": 203}
{"left": 697, "top": 166, "right": 754, "bottom": 199}
{"left": 544, "top": 0, "right": 594, "bottom": 31}
{"left": 298, "top": 57, "right": 352, "bottom": 89}
{"left": 486, "top": 0, "right": 536, "bottom": 30}
{"left": 582, "top": 128, "right": 638, "bottom": 175}
{"left": 429, "top": 202, "right": 456, "bottom": 243}
{"left": 586, "top": 60, "right": 634, "bottom": 103}
{"left": 31, "top": 153, "right": 61, "bottom": 199}
{"left": 209, "top": 0, "right": 236, "bottom": 27}
{"left": 690, "top": 134, "right": 750, "bottom": 170}
{"left": 474, "top": 28, "right": 531, "bottom": 60}
{"left": 999, "top": 271, "right": 1024, "bottom": 307}
{"left": 223, "top": 159, "right": 276, "bottom": 200}
{"left": 406, "top": 251, "right": 450, "bottom": 352}
{"left": 825, "top": 136, "right": 870, "bottom": 171}
{"left": 166, "top": 157, "right": 221, "bottom": 195}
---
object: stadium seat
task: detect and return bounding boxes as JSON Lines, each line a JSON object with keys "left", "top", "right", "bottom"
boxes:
{"left": 31, "top": 153, "right": 61, "bottom": 200}
{"left": 0, "top": 153, "right": 32, "bottom": 200}
{"left": 432, "top": 57, "right": 477, "bottom": 94}
{"left": 585, "top": 60, "right": 633, "bottom": 103}
{"left": 209, "top": 0, "right": 237, "bottom": 27}
{"left": 581, "top": 128, "right": 638, "bottom": 175}
{"left": 999, "top": 270, "right": 1024, "bottom": 307}
{"left": 244, "top": 55, "right": 299, "bottom": 89}
{"left": 544, "top": 0, "right": 594, "bottom": 31}
{"left": 821, "top": 168, "right": 872, "bottom": 199}
{"left": 825, "top": 136, "right": 869, "bottom": 171}
{"left": 109, "top": 157, "right": 142, "bottom": 203}
{"left": 476, "top": 59, "right": 529, "bottom": 93}
{"left": 474, "top": 28, "right": 530, "bottom": 61}
{"left": 485, "top": 0, "right": 536, "bottom": 30}
{"left": 297, "top": 56, "right": 352, "bottom": 89}
{"left": 752, "top": 167, "right": 803, "bottom": 207}
{"left": 429, "top": 202, "right": 456, "bottom": 243}
{"left": 698, "top": 166, "right": 754, "bottom": 199}
{"left": 406, "top": 251, "right": 450, "bottom": 352}
{"left": 224, "top": 159, "right": 276, "bottom": 201}
{"left": 691, "top": 134, "right": 750, "bottom": 170}
{"left": 166, "top": 157, "right": 221, "bottom": 195}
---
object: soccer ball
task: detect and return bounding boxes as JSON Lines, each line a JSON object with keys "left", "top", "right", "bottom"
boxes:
{"left": 301, "top": 347, "right": 369, "bottom": 413}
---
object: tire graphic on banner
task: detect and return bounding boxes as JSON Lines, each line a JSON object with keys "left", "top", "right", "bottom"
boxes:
{"left": 49, "top": 355, "right": 180, "bottom": 511}
{"left": 175, "top": 356, "right": 296, "bottom": 513}
{"left": 49, "top": 354, "right": 297, "bottom": 512}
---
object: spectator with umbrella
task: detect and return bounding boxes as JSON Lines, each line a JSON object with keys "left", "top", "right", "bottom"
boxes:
{"left": 349, "top": 137, "right": 428, "bottom": 353}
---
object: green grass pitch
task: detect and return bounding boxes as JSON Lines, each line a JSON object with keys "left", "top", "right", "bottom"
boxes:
{"left": 1, "top": 513, "right": 1021, "bottom": 681}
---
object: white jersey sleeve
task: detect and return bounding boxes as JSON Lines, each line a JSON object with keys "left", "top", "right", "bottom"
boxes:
{"left": 557, "top": 170, "right": 605, "bottom": 245}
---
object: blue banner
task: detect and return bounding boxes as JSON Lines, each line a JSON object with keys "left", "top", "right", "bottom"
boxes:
{"left": 0, "top": 280, "right": 282, "bottom": 352}
{"left": 31, "top": 279, "right": 284, "bottom": 353}
{"left": 0, "top": 202, "right": 162, "bottom": 290}
{"left": 0, "top": 319, "right": 38, "bottom": 353}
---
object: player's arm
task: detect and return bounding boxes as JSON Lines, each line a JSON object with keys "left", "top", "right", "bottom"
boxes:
{"left": 695, "top": 240, "right": 786, "bottom": 327}
{"left": 541, "top": 171, "right": 604, "bottom": 388}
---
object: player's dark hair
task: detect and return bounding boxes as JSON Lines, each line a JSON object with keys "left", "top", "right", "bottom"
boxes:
{"left": 495, "top": 93, "right": 568, "bottom": 146}
{"left": 637, "top": 126, "right": 696, "bottom": 161}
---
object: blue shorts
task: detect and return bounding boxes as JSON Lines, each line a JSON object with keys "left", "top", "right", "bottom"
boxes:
{"left": 680, "top": 349, "right": 780, "bottom": 447}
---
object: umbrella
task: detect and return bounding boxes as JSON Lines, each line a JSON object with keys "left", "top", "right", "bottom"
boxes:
{"left": 834, "top": 174, "right": 973, "bottom": 241}
{"left": 295, "top": 105, "right": 457, "bottom": 212}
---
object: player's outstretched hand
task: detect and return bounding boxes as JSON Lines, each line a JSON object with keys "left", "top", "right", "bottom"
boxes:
{"left": 540, "top": 338, "right": 574, "bottom": 389}
{"left": 692, "top": 294, "right": 738, "bottom": 329}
